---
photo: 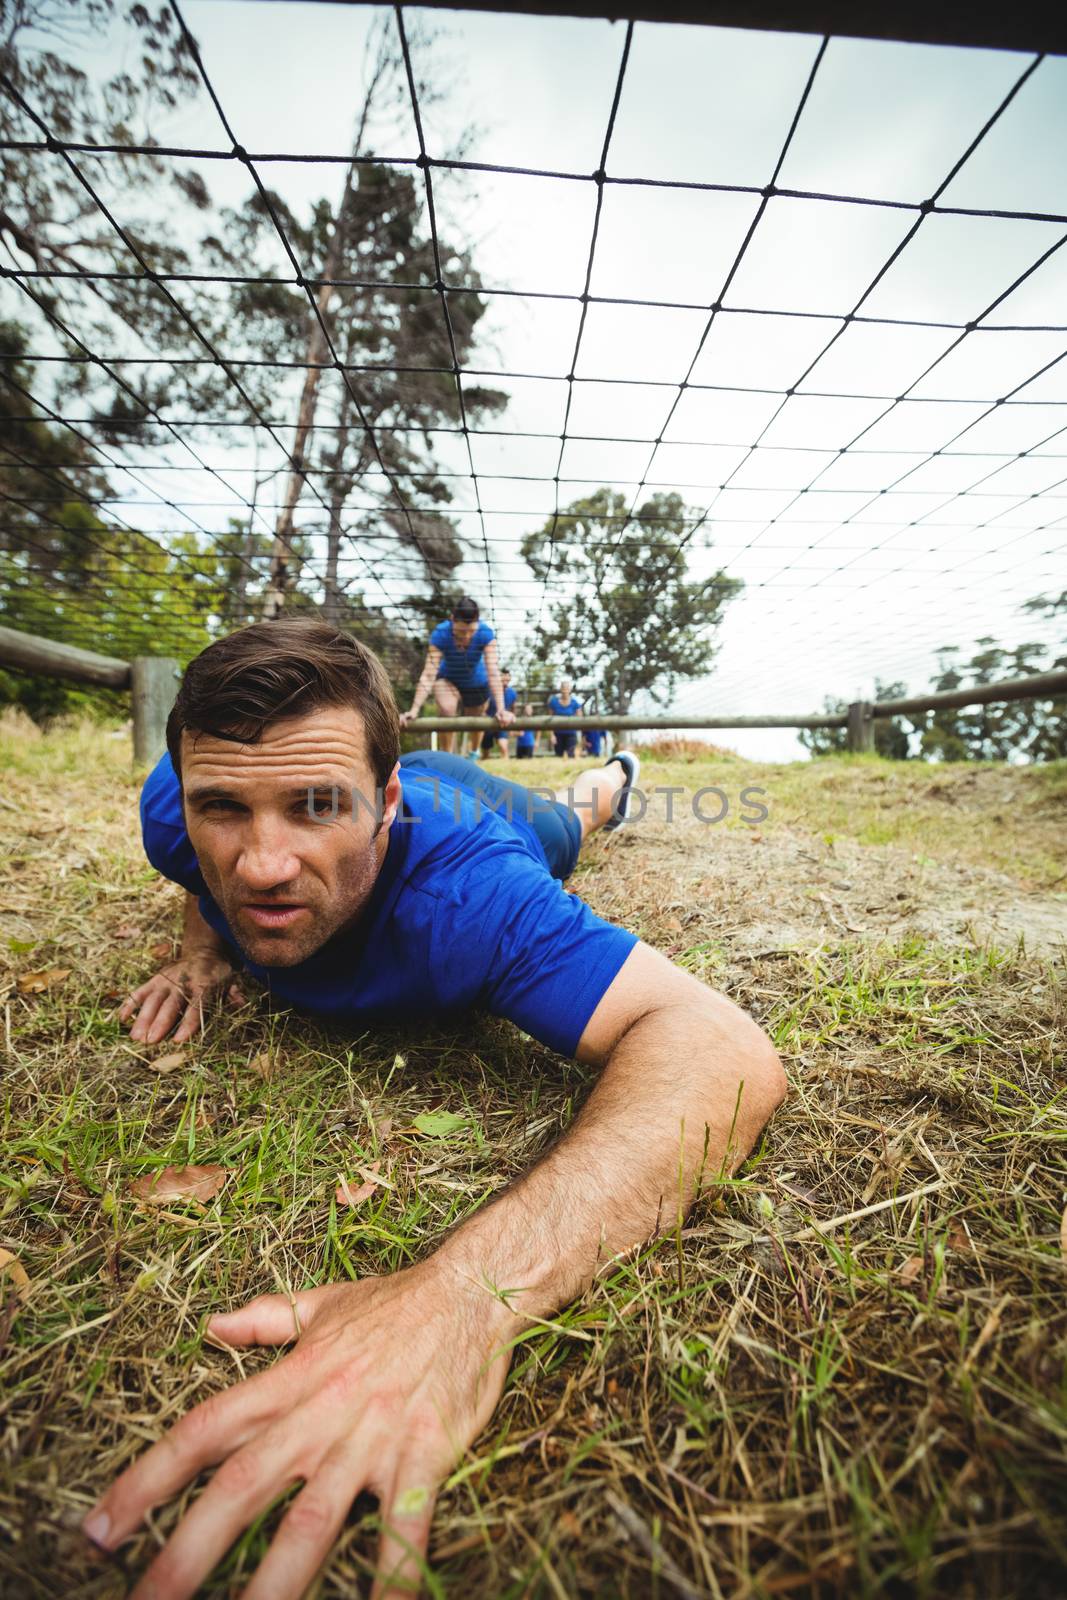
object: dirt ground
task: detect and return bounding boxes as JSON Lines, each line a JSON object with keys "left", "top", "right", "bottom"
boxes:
{"left": 1, "top": 721, "right": 1066, "bottom": 1599}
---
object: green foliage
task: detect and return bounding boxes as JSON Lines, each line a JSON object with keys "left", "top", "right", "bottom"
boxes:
{"left": 521, "top": 489, "right": 742, "bottom": 713}
{"left": 0, "top": 1, "right": 231, "bottom": 435}
{"left": 801, "top": 601, "right": 1067, "bottom": 765}
{"left": 919, "top": 637, "right": 1066, "bottom": 762}
{"left": 799, "top": 681, "right": 914, "bottom": 759}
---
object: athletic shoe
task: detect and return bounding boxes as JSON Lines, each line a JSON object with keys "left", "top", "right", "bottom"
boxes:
{"left": 603, "top": 749, "right": 641, "bottom": 831}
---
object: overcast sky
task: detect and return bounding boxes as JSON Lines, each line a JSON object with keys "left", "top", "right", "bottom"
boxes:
{"left": 11, "top": 4, "right": 1067, "bottom": 757}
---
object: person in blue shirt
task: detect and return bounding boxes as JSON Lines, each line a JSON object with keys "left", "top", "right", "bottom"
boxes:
{"left": 89, "top": 621, "right": 786, "bottom": 1600}
{"left": 400, "top": 595, "right": 512, "bottom": 756}
{"left": 583, "top": 727, "right": 606, "bottom": 759}
{"left": 548, "top": 676, "right": 582, "bottom": 757}
{"left": 480, "top": 668, "right": 518, "bottom": 757}
{"left": 515, "top": 701, "right": 538, "bottom": 759}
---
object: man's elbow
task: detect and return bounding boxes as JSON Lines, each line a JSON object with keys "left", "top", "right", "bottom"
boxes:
{"left": 710, "top": 992, "right": 787, "bottom": 1117}
{"left": 760, "top": 1038, "right": 789, "bottom": 1113}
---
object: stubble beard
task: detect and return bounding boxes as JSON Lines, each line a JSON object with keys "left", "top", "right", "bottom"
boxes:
{"left": 200, "top": 834, "right": 384, "bottom": 969}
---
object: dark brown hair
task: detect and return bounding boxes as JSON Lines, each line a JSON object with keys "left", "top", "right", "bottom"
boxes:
{"left": 452, "top": 596, "right": 479, "bottom": 622}
{"left": 166, "top": 620, "right": 400, "bottom": 789}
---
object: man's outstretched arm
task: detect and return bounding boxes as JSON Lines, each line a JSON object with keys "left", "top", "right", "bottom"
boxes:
{"left": 437, "top": 940, "right": 786, "bottom": 1315}
{"left": 85, "top": 942, "right": 786, "bottom": 1599}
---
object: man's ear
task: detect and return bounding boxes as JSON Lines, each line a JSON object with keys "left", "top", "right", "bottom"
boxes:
{"left": 379, "top": 762, "right": 402, "bottom": 831}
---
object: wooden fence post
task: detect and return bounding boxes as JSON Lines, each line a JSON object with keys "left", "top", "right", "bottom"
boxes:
{"left": 131, "top": 657, "right": 179, "bottom": 766}
{"left": 847, "top": 700, "right": 874, "bottom": 753}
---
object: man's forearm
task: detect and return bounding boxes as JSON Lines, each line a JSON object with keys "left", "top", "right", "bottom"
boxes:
{"left": 435, "top": 997, "right": 786, "bottom": 1322}
{"left": 179, "top": 890, "right": 229, "bottom": 961}
{"left": 410, "top": 659, "right": 438, "bottom": 713}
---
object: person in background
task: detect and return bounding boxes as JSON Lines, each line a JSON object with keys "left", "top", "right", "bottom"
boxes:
{"left": 515, "top": 702, "right": 538, "bottom": 759}
{"left": 583, "top": 727, "right": 606, "bottom": 759}
{"left": 400, "top": 596, "right": 513, "bottom": 755}
{"left": 548, "top": 676, "right": 582, "bottom": 758}
{"left": 480, "top": 668, "right": 518, "bottom": 758}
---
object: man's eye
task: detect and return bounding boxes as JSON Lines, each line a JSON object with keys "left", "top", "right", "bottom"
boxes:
{"left": 203, "top": 798, "right": 238, "bottom": 813}
{"left": 306, "top": 795, "right": 338, "bottom": 817}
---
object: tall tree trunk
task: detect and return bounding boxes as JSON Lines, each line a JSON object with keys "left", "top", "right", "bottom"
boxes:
{"left": 322, "top": 413, "right": 352, "bottom": 629}
{"left": 262, "top": 51, "right": 388, "bottom": 620}
{"left": 261, "top": 196, "right": 352, "bottom": 621}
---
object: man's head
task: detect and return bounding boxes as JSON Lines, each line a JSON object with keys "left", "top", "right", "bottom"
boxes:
{"left": 501, "top": 669, "right": 511, "bottom": 685}
{"left": 166, "top": 621, "right": 402, "bottom": 968}
{"left": 560, "top": 676, "right": 574, "bottom": 697}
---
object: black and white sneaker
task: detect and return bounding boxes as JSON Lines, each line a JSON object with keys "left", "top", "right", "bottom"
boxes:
{"left": 603, "top": 749, "right": 641, "bottom": 831}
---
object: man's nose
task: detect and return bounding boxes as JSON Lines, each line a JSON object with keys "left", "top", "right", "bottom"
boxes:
{"left": 235, "top": 819, "right": 301, "bottom": 892}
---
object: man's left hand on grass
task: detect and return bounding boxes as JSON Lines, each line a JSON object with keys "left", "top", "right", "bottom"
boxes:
{"left": 82, "top": 1263, "right": 510, "bottom": 1599}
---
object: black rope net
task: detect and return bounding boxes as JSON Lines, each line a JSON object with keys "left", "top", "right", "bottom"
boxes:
{"left": 1, "top": 3, "right": 1064, "bottom": 748}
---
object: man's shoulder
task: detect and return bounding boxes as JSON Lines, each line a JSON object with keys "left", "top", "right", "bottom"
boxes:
{"left": 393, "top": 769, "right": 550, "bottom": 899}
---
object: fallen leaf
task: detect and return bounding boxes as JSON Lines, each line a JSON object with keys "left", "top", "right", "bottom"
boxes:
{"left": 376, "top": 1116, "right": 395, "bottom": 1140}
{"left": 146, "top": 1051, "right": 186, "bottom": 1075}
{"left": 899, "top": 1255, "right": 924, "bottom": 1283}
{"left": 249, "top": 1051, "right": 274, "bottom": 1080}
{"left": 130, "top": 1164, "right": 228, "bottom": 1204}
{"left": 17, "top": 967, "right": 72, "bottom": 995}
{"left": 335, "top": 1160, "right": 382, "bottom": 1208}
{"left": 150, "top": 941, "right": 173, "bottom": 961}
{"left": 0, "top": 1248, "right": 30, "bottom": 1304}
{"left": 113, "top": 924, "right": 141, "bottom": 941}
{"left": 749, "top": 830, "right": 763, "bottom": 843}
{"left": 412, "top": 1110, "right": 469, "bottom": 1138}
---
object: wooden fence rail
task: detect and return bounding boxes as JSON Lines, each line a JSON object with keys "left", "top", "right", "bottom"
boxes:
{"left": 0, "top": 624, "right": 179, "bottom": 765}
{"left": 2, "top": 624, "right": 1065, "bottom": 759}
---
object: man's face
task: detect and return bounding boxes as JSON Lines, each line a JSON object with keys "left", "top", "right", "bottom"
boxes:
{"left": 181, "top": 706, "right": 400, "bottom": 968}
{"left": 452, "top": 616, "right": 477, "bottom": 646}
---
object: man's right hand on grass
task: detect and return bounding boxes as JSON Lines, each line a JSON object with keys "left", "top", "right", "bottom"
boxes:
{"left": 118, "top": 952, "right": 245, "bottom": 1044}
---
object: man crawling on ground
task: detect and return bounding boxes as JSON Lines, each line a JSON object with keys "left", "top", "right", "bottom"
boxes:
{"left": 83, "top": 619, "right": 787, "bottom": 1599}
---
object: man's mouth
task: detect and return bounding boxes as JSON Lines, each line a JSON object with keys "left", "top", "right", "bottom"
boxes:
{"left": 241, "top": 903, "right": 309, "bottom": 930}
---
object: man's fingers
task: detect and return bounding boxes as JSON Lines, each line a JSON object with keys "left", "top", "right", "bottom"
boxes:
{"left": 207, "top": 1291, "right": 316, "bottom": 1348}
{"left": 171, "top": 997, "right": 205, "bottom": 1044}
{"left": 83, "top": 1368, "right": 285, "bottom": 1554}
{"left": 371, "top": 1476, "right": 437, "bottom": 1599}
{"left": 227, "top": 981, "right": 248, "bottom": 1007}
{"left": 128, "top": 985, "right": 182, "bottom": 1043}
{"left": 241, "top": 1446, "right": 366, "bottom": 1600}
{"left": 125, "top": 1432, "right": 305, "bottom": 1600}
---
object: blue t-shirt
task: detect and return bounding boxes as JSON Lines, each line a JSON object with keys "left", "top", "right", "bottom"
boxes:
{"left": 487, "top": 685, "right": 517, "bottom": 716}
{"left": 139, "top": 755, "right": 636, "bottom": 1058}
{"left": 549, "top": 694, "right": 582, "bottom": 718}
{"left": 517, "top": 727, "right": 536, "bottom": 749}
{"left": 583, "top": 730, "right": 605, "bottom": 757}
{"left": 430, "top": 619, "right": 495, "bottom": 688}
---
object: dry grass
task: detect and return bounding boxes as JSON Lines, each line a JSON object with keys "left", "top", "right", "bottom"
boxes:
{"left": 1, "top": 720, "right": 1066, "bottom": 1598}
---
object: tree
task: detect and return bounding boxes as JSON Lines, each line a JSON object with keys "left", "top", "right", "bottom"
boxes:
{"left": 919, "top": 636, "right": 1066, "bottom": 762}
{"left": 0, "top": 1, "right": 232, "bottom": 436}
{"left": 521, "top": 489, "right": 741, "bottom": 714}
{"left": 205, "top": 23, "right": 506, "bottom": 615}
{"left": 798, "top": 681, "right": 915, "bottom": 758}
{"left": 800, "top": 600, "right": 1067, "bottom": 764}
